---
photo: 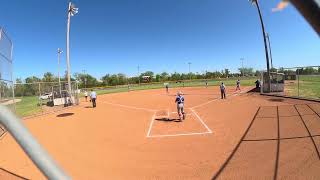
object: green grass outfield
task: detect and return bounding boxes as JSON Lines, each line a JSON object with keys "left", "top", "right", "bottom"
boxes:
{"left": 15, "top": 96, "right": 42, "bottom": 117}
{"left": 91, "top": 77, "right": 258, "bottom": 95}
{"left": 285, "top": 75, "right": 320, "bottom": 99}
{"left": 14, "top": 77, "right": 258, "bottom": 117}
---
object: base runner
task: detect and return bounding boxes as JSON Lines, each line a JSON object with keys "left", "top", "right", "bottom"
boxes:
{"left": 175, "top": 91, "right": 185, "bottom": 121}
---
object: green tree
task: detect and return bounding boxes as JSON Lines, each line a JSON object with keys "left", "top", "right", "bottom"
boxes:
{"left": 224, "top": 69, "right": 230, "bottom": 78}
{"left": 43, "top": 72, "right": 55, "bottom": 82}
{"left": 74, "top": 73, "right": 98, "bottom": 88}
{"left": 14, "top": 78, "right": 25, "bottom": 97}
{"left": 101, "top": 74, "right": 111, "bottom": 86}
{"left": 24, "top": 76, "right": 41, "bottom": 96}
{"left": 238, "top": 67, "right": 254, "bottom": 76}
{"left": 160, "top": 72, "right": 169, "bottom": 81}
{"left": 117, "top": 73, "right": 127, "bottom": 85}
{"left": 302, "top": 67, "right": 317, "bottom": 75}
{"left": 171, "top": 72, "right": 181, "bottom": 81}
{"left": 155, "top": 74, "right": 161, "bottom": 82}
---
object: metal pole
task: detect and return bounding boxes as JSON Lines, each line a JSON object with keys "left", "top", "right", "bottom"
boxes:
{"left": 58, "top": 48, "right": 62, "bottom": 96}
{"left": 252, "top": 0, "right": 271, "bottom": 92}
{"left": 38, "top": 83, "right": 42, "bottom": 112}
{"left": 290, "top": 0, "right": 320, "bottom": 36}
{"left": 52, "top": 86, "right": 54, "bottom": 100}
{"left": 138, "top": 65, "right": 140, "bottom": 86}
{"left": 188, "top": 62, "right": 191, "bottom": 81}
{"left": 66, "top": 2, "right": 72, "bottom": 103}
{"left": 266, "top": 33, "right": 273, "bottom": 69}
{"left": 11, "top": 38, "right": 16, "bottom": 112}
{"left": 297, "top": 68, "right": 300, "bottom": 97}
{"left": 0, "top": 106, "right": 70, "bottom": 180}
{"left": 240, "top": 58, "right": 244, "bottom": 77}
{"left": 76, "top": 81, "right": 79, "bottom": 105}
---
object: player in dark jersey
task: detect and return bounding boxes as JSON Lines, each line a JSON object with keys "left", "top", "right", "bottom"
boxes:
{"left": 220, "top": 82, "right": 226, "bottom": 99}
{"left": 236, "top": 79, "right": 241, "bottom": 91}
{"left": 175, "top": 91, "right": 185, "bottom": 121}
{"left": 166, "top": 84, "right": 169, "bottom": 93}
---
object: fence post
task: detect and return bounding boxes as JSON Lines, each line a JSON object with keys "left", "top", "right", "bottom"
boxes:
{"left": 38, "top": 83, "right": 42, "bottom": 112}
{"left": 297, "top": 69, "right": 300, "bottom": 97}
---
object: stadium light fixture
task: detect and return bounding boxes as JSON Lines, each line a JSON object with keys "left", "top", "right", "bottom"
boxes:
{"left": 138, "top": 65, "right": 140, "bottom": 85}
{"left": 66, "top": 2, "right": 78, "bottom": 103}
{"left": 248, "top": 0, "right": 271, "bottom": 92}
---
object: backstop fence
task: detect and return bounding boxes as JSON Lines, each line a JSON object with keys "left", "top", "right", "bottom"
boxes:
{"left": 260, "top": 66, "right": 320, "bottom": 101}
{"left": 0, "top": 27, "right": 70, "bottom": 179}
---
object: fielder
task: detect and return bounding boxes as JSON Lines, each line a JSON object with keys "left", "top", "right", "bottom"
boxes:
{"left": 175, "top": 91, "right": 185, "bottom": 121}
{"left": 165, "top": 83, "right": 169, "bottom": 93}
{"left": 220, "top": 82, "right": 226, "bottom": 99}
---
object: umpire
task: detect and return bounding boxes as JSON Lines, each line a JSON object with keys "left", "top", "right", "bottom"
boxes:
{"left": 90, "top": 89, "right": 97, "bottom": 108}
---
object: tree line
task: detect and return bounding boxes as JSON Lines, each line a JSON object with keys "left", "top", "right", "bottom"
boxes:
{"left": 12, "top": 66, "right": 320, "bottom": 96}
{"left": 277, "top": 67, "right": 320, "bottom": 75}
{"left": 15, "top": 67, "right": 260, "bottom": 88}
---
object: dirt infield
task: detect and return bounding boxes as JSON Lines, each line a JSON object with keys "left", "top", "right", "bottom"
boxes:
{"left": 1, "top": 86, "right": 320, "bottom": 179}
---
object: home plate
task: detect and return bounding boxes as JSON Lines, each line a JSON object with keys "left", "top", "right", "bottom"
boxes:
{"left": 148, "top": 109, "right": 212, "bottom": 138}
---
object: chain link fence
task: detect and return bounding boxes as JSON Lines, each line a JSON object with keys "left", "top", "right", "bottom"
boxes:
{"left": 14, "top": 81, "right": 79, "bottom": 118}
{"left": 260, "top": 66, "right": 320, "bottom": 100}
{"left": 0, "top": 27, "right": 14, "bottom": 136}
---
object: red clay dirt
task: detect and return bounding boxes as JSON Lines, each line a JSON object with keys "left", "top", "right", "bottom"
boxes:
{"left": 1, "top": 86, "right": 320, "bottom": 179}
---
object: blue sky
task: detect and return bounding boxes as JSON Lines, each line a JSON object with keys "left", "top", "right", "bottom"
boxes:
{"left": 0, "top": 0, "right": 319, "bottom": 80}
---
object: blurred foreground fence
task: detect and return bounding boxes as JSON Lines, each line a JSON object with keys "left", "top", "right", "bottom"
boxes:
{"left": 0, "top": 27, "right": 14, "bottom": 111}
{"left": 261, "top": 66, "right": 320, "bottom": 100}
{"left": 0, "top": 27, "right": 14, "bottom": 135}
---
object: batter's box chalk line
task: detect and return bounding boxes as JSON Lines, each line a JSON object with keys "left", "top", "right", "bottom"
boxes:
{"left": 155, "top": 109, "right": 170, "bottom": 118}
{"left": 147, "top": 109, "right": 213, "bottom": 138}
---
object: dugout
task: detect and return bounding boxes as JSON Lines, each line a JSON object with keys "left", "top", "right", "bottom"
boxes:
{"left": 52, "top": 82, "right": 79, "bottom": 106}
{"left": 142, "top": 76, "right": 151, "bottom": 83}
{"left": 33, "top": 81, "right": 79, "bottom": 107}
{"left": 261, "top": 72, "right": 285, "bottom": 93}
{"left": 284, "top": 72, "right": 297, "bottom": 80}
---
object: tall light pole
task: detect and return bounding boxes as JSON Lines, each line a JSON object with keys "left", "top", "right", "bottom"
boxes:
{"left": 266, "top": 33, "right": 273, "bottom": 69}
{"left": 137, "top": 65, "right": 140, "bottom": 85}
{"left": 57, "top": 48, "right": 62, "bottom": 96}
{"left": 249, "top": 0, "right": 271, "bottom": 92}
{"left": 66, "top": 2, "right": 78, "bottom": 103}
{"left": 240, "top": 58, "right": 244, "bottom": 77}
{"left": 188, "top": 62, "right": 192, "bottom": 81}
